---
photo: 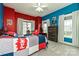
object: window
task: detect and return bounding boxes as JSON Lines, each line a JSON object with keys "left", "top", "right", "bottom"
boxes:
{"left": 64, "top": 16, "right": 72, "bottom": 38}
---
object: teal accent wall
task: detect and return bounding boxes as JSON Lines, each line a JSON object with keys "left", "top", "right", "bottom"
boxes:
{"left": 0, "top": 3, "right": 3, "bottom": 29}
{"left": 42, "top": 3, "right": 79, "bottom": 27}
{"left": 42, "top": 3, "right": 79, "bottom": 43}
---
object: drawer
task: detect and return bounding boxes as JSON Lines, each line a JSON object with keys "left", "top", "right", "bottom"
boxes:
{"left": 48, "top": 37, "right": 56, "bottom": 39}
{"left": 48, "top": 38, "right": 58, "bottom": 42}
{"left": 48, "top": 27, "right": 57, "bottom": 30}
{"left": 48, "top": 33, "right": 57, "bottom": 35}
{"left": 49, "top": 30, "right": 57, "bottom": 32}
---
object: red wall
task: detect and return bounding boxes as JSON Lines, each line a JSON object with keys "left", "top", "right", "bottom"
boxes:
{"left": 4, "top": 7, "right": 16, "bottom": 32}
{"left": 15, "top": 12, "right": 35, "bottom": 20}
{"left": 3, "top": 6, "right": 42, "bottom": 33}
{"left": 35, "top": 17, "right": 42, "bottom": 32}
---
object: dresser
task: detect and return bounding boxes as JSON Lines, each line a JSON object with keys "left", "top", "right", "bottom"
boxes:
{"left": 48, "top": 26, "right": 58, "bottom": 42}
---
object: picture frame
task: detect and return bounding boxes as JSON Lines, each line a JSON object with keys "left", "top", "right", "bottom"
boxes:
{"left": 7, "top": 19, "right": 13, "bottom": 25}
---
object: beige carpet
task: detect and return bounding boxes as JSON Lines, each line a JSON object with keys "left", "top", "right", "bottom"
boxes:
{"left": 32, "top": 40, "right": 79, "bottom": 56}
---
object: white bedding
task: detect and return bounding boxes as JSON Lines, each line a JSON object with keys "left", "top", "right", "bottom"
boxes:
{"left": 0, "top": 35, "right": 39, "bottom": 56}
{"left": 0, "top": 38, "right": 13, "bottom": 55}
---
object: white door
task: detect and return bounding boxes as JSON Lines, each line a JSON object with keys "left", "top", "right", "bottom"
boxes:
{"left": 43, "top": 23, "right": 48, "bottom": 33}
{"left": 42, "top": 19, "right": 50, "bottom": 34}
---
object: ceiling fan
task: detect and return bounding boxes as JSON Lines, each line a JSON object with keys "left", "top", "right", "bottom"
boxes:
{"left": 33, "top": 3, "right": 47, "bottom": 12}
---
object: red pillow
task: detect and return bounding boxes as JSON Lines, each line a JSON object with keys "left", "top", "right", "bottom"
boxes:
{"left": 6, "top": 31, "right": 15, "bottom": 36}
{"left": 32, "top": 30, "right": 39, "bottom": 35}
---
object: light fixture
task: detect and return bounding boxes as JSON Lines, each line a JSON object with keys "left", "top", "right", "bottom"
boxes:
{"left": 35, "top": 7, "right": 43, "bottom": 12}
{"left": 33, "top": 3, "right": 47, "bottom": 12}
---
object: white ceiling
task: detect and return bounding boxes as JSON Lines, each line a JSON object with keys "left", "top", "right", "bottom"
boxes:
{"left": 4, "top": 3, "right": 71, "bottom": 17}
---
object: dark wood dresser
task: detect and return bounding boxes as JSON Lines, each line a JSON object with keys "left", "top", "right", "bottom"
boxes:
{"left": 48, "top": 26, "right": 58, "bottom": 42}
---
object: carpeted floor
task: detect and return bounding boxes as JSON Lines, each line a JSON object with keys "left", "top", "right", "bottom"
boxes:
{"left": 32, "top": 40, "right": 79, "bottom": 56}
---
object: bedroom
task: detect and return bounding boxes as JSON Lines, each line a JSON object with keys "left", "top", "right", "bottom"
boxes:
{"left": 0, "top": 3, "right": 79, "bottom": 56}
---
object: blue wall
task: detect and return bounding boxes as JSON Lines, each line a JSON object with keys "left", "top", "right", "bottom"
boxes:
{"left": 42, "top": 3, "right": 79, "bottom": 27}
{"left": 42, "top": 3, "right": 79, "bottom": 43}
{"left": 0, "top": 3, "right": 3, "bottom": 30}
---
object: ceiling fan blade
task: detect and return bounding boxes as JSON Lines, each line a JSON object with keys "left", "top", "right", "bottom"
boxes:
{"left": 41, "top": 5, "right": 47, "bottom": 8}
{"left": 35, "top": 7, "right": 43, "bottom": 12}
{"left": 32, "top": 5, "right": 38, "bottom": 7}
{"left": 32, "top": 3, "right": 38, "bottom": 7}
{"left": 38, "top": 3, "right": 41, "bottom": 6}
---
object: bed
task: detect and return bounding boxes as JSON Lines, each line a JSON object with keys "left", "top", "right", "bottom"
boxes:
{"left": 0, "top": 34, "right": 47, "bottom": 56}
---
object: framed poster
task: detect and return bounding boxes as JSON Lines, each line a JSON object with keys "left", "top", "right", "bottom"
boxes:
{"left": 7, "top": 19, "right": 13, "bottom": 25}
{"left": 52, "top": 17, "right": 56, "bottom": 26}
